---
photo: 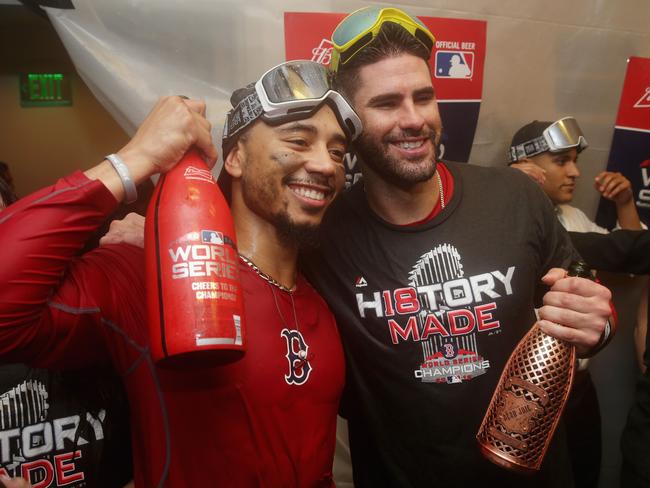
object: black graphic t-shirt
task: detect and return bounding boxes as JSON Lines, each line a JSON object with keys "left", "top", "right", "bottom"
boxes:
{"left": 0, "top": 364, "right": 132, "bottom": 487}
{"left": 303, "top": 161, "right": 580, "bottom": 487}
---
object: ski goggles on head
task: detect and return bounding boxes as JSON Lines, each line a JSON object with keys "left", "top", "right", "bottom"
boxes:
{"left": 330, "top": 6, "right": 436, "bottom": 72}
{"left": 508, "top": 117, "right": 589, "bottom": 162}
{"left": 222, "top": 60, "right": 362, "bottom": 158}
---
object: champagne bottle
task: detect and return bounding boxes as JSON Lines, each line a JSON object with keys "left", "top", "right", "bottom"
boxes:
{"left": 476, "top": 261, "right": 592, "bottom": 472}
{"left": 145, "top": 149, "right": 246, "bottom": 367}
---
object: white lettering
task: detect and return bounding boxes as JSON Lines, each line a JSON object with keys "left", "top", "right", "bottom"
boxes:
{"left": 492, "top": 266, "right": 515, "bottom": 295}
{"left": 470, "top": 273, "right": 499, "bottom": 301}
{"left": 642, "top": 168, "right": 650, "bottom": 187}
{"left": 53, "top": 415, "right": 80, "bottom": 450}
{"left": 86, "top": 410, "right": 106, "bottom": 441}
{"left": 0, "top": 428, "right": 20, "bottom": 463}
{"left": 637, "top": 188, "right": 650, "bottom": 208}
{"left": 443, "top": 278, "right": 473, "bottom": 307}
{"left": 168, "top": 246, "right": 191, "bottom": 262}
{"left": 357, "top": 292, "right": 383, "bottom": 318}
{"left": 22, "top": 422, "right": 53, "bottom": 457}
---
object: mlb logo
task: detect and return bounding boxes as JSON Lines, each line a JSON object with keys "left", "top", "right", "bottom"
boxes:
{"left": 435, "top": 51, "right": 474, "bottom": 79}
{"left": 201, "top": 230, "right": 223, "bottom": 245}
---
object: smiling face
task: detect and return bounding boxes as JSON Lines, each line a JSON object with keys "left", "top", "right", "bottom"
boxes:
{"left": 350, "top": 54, "right": 442, "bottom": 188}
{"left": 531, "top": 148, "right": 580, "bottom": 204}
{"left": 227, "top": 104, "right": 347, "bottom": 244}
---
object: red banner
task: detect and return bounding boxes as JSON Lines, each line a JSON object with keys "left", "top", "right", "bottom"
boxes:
{"left": 284, "top": 12, "right": 486, "bottom": 165}
{"left": 614, "top": 57, "right": 650, "bottom": 132}
{"left": 284, "top": 12, "right": 486, "bottom": 102}
{"left": 596, "top": 56, "right": 650, "bottom": 228}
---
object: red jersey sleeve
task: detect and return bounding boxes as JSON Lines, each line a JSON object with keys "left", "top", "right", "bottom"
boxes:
{"left": 0, "top": 171, "right": 127, "bottom": 369}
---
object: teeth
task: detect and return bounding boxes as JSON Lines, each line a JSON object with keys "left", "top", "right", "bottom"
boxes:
{"left": 397, "top": 141, "right": 424, "bottom": 149}
{"left": 292, "top": 187, "right": 326, "bottom": 201}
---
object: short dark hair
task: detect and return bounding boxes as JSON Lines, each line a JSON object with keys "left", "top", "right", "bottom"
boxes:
{"left": 510, "top": 120, "right": 553, "bottom": 149}
{"left": 0, "top": 177, "right": 16, "bottom": 208}
{"left": 334, "top": 22, "right": 431, "bottom": 101}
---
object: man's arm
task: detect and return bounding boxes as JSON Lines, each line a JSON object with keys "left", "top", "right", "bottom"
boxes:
{"left": 568, "top": 230, "right": 650, "bottom": 274}
{"left": 595, "top": 171, "right": 644, "bottom": 230}
{"left": 0, "top": 96, "right": 216, "bottom": 367}
{"left": 84, "top": 96, "right": 216, "bottom": 199}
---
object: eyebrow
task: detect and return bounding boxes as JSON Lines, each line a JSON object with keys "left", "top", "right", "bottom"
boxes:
{"left": 277, "top": 121, "right": 318, "bottom": 135}
{"left": 367, "top": 86, "right": 435, "bottom": 106}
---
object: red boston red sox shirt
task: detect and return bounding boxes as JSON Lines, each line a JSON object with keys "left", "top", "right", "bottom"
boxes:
{"left": 0, "top": 171, "right": 345, "bottom": 487}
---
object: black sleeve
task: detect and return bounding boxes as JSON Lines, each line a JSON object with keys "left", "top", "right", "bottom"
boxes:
{"left": 568, "top": 230, "right": 650, "bottom": 275}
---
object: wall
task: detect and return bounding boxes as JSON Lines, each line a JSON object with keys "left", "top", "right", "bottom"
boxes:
{"left": 0, "top": 6, "right": 128, "bottom": 197}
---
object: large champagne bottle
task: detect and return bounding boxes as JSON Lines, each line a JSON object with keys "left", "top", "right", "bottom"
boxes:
{"left": 476, "top": 261, "right": 592, "bottom": 472}
{"left": 145, "top": 149, "right": 246, "bottom": 367}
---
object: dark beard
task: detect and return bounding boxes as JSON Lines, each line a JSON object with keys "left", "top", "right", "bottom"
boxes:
{"left": 353, "top": 129, "right": 441, "bottom": 190}
{"left": 273, "top": 211, "right": 320, "bottom": 248}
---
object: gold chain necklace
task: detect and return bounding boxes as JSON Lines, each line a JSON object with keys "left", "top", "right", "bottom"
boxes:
{"left": 436, "top": 169, "right": 445, "bottom": 210}
{"left": 268, "top": 284, "right": 308, "bottom": 360}
{"left": 238, "top": 254, "right": 295, "bottom": 293}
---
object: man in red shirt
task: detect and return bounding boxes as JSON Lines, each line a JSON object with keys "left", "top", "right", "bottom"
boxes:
{"left": 0, "top": 61, "right": 361, "bottom": 487}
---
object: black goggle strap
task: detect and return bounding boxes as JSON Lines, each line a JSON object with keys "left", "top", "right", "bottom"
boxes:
{"left": 508, "top": 136, "right": 550, "bottom": 162}
{"left": 223, "top": 92, "right": 264, "bottom": 139}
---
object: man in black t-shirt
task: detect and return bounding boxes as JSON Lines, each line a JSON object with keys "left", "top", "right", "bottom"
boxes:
{"left": 301, "top": 7, "right": 614, "bottom": 487}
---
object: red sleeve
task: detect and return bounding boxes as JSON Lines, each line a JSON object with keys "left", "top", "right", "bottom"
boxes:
{"left": 0, "top": 171, "right": 125, "bottom": 368}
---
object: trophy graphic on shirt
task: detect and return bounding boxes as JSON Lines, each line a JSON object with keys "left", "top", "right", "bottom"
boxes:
{"left": 476, "top": 262, "right": 592, "bottom": 472}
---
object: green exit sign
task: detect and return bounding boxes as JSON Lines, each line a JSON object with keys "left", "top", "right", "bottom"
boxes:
{"left": 20, "top": 73, "right": 72, "bottom": 107}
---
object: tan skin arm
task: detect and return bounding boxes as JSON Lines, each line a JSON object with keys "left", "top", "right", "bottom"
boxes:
{"left": 595, "top": 171, "right": 643, "bottom": 230}
{"left": 84, "top": 96, "right": 217, "bottom": 202}
{"left": 0, "top": 476, "right": 32, "bottom": 488}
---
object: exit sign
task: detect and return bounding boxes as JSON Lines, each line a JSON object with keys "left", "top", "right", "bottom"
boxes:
{"left": 19, "top": 73, "right": 72, "bottom": 107}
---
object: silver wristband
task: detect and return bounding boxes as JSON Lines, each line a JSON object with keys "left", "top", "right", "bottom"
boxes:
{"left": 106, "top": 153, "right": 137, "bottom": 204}
{"left": 583, "top": 319, "right": 613, "bottom": 358}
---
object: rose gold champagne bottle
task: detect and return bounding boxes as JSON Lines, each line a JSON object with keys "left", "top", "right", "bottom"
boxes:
{"left": 476, "top": 261, "right": 592, "bottom": 473}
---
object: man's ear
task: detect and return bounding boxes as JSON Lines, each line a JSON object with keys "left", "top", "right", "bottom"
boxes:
{"left": 224, "top": 140, "right": 245, "bottom": 179}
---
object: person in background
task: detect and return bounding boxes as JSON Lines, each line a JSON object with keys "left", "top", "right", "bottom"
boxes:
{"left": 510, "top": 117, "right": 646, "bottom": 487}
{"left": 509, "top": 117, "right": 643, "bottom": 232}
{"left": 0, "top": 164, "right": 133, "bottom": 488}
{"left": 0, "top": 173, "right": 16, "bottom": 207}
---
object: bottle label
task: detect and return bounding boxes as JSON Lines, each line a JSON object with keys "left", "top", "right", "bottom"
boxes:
{"left": 493, "top": 377, "right": 548, "bottom": 448}
{"left": 168, "top": 230, "right": 239, "bottom": 296}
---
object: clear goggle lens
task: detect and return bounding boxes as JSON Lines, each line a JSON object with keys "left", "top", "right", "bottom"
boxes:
{"left": 260, "top": 60, "right": 331, "bottom": 104}
{"left": 545, "top": 117, "right": 585, "bottom": 149}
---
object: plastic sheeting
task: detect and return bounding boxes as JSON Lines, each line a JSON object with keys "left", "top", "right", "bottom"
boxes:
{"left": 43, "top": 1, "right": 650, "bottom": 216}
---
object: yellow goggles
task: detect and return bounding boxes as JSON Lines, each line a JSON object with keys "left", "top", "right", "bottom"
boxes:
{"left": 330, "top": 7, "right": 436, "bottom": 72}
